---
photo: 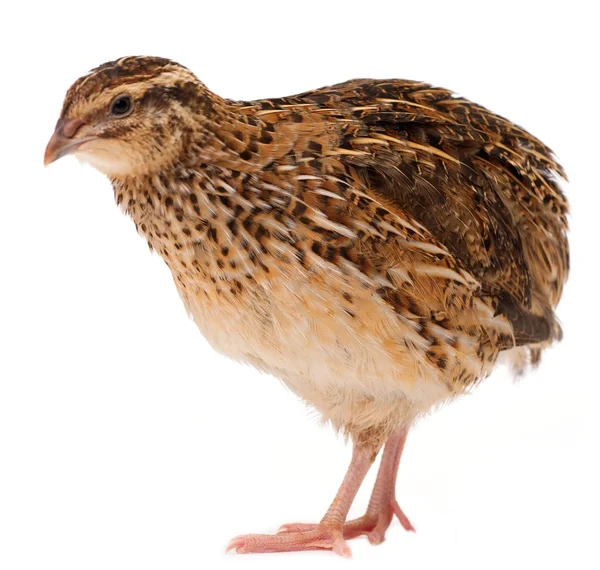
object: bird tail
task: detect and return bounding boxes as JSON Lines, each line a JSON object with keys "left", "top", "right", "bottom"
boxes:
{"left": 496, "top": 293, "right": 562, "bottom": 348}
{"left": 494, "top": 293, "right": 563, "bottom": 376}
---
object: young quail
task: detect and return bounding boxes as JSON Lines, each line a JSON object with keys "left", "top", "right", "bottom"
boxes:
{"left": 44, "top": 56, "right": 569, "bottom": 557}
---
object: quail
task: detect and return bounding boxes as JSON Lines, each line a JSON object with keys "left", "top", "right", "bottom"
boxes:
{"left": 44, "top": 56, "right": 569, "bottom": 557}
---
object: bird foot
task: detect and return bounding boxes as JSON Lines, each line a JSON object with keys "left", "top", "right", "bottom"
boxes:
{"left": 227, "top": 524, "right": 352, "bottom": 557}
{"left": 279, "top": 498, "right": 414, "bottom": 545}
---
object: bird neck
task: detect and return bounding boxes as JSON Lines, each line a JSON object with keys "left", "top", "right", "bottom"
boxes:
{"left": 188, "top": 96, "right": 271, "bottom": 173}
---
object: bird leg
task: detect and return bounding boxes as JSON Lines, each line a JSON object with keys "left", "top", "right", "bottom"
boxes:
{"left": 279, "top": 426, "right": 414, "bottom": 545}
{"left": 344, "top": 425, "right": 414, "bottom": 542}
{"left": 226, "top": 441, "right": 378, "bottom": 557}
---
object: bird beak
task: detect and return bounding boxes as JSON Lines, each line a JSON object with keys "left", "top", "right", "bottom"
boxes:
{"left": 44, "top": 117, "right": 91, "bottom": 166}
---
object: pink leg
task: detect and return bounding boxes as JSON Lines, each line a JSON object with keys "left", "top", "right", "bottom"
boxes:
{"left": 281, "top": 426, "right": 414, "bottom": 544}
{"left": 350, "top": 425, "right": 414, "bottom": 542}
{"left": 227, "top": 442, "right": 377, "bottom": 557}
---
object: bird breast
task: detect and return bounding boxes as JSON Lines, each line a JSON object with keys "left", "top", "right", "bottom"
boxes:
{"left": 113, "top": 165, "right": 511, "bottom": 429}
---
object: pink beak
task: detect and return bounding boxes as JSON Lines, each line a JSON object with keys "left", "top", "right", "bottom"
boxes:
{"left": 43, "top": 117, "right": 88, "bottom": 166}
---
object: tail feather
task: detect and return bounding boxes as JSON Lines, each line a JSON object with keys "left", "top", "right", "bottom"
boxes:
{"left": 496, "top": 292, "right": 561, "bottom": 348}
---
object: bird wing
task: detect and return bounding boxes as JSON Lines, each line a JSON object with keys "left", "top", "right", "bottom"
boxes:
{"left": 305, "top": 80, "right": 566, "bottom": 343}
{"left": 245, "top": 79, "right": 568, "bottom": 347}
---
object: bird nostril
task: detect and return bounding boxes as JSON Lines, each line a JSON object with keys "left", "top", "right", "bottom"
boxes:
{"left": 58, "top": 117, "right": 86, "bottom": 139}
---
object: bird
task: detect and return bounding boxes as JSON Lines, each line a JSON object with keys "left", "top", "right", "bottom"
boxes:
{"left": 44, "top": 56, "right": 569, "bottom": 557}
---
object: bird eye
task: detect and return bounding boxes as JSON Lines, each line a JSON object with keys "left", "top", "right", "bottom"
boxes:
{"left": 110, "top": 95, "right": 132, "bottom": 117}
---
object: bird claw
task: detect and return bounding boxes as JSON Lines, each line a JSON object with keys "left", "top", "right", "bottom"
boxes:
{"left": 227, "top": 526, "right": 351, "bottom": 557}
{"left": 391, "top": 498, "right": 416, "bottom": 533}
{"left": 278, "top": 499, "right": 414, "bottom": 545}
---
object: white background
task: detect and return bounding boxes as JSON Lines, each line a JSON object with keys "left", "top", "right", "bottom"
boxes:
{"left": 1, "top": 1, "right": 598, "bottom": 569}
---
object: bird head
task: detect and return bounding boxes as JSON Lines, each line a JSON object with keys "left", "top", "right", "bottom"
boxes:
{"left": 44, "top": 56, "right": 208, "bottom": 177}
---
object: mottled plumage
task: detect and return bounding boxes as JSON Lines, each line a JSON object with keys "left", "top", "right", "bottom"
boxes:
{"left": 45, "top": 56, "right": 569, "bottom": 556}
